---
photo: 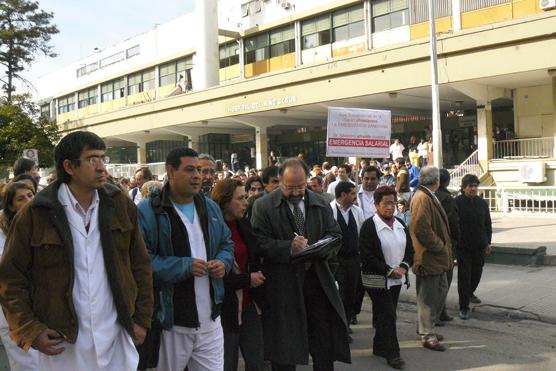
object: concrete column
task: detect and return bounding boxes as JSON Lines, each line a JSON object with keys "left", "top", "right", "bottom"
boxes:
{"left": 255, "top": 126, "right": 269, "bottom": 170}
{"left": 194, "top": 0, "right": 219, "bottom": 89}
{"left": 552, "top": 76, "right": 556, "bottom": 158}
{"left": 477, "top": 104, "right": 493, "bottom": 169}
{"left": 294, "top": 20, "right": 302, "bottom": 66}
{"left": 137, "top": 142, "right": 147, "bottom": 165}
{"left": 364, "top": 0, "right": 372, "bottom": 50}
{"left": 238, "top": 39, "right": 245, "bottom": 79}
{"left": 452, "top": 0, "right": 461, "bottom": 32}
{"left": 188, "top": 134, "right": 200, "bottom": 152}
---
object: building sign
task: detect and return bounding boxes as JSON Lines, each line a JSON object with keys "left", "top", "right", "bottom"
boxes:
{"left": 227, "top": 95, "right": 297, "bottom": 113}
{"left": 326, "top": 107, "right": 391, "bottom": 158}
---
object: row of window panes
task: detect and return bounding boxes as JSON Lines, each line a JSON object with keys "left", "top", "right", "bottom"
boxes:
{"left": 372, "top": 0, "right": 409, "bottom": 33}
{"left": 77, "top": 46, "right": 139, "bottom": 78}
{"left": 301, "top": 4, "right": 366, "bottom": 50}
{"left": 128, "top": 70, "right": 156, "bottom": 95}
{"left": 78, "top": 87, "right": 98, "bottom": 108}
{"left": 244, "top": 25, "right": 295, "bottom": 64}
{"left": 58, "top": 95, "right": 75, "bottom": 114}
{"left": 219, "top": 42, "right": 240, "bottom": 68}
{"left": 159, "top": 57, "right": 193, "bottom": 87}
{"left": 101, "top": 78, "right": 125, "bottom": 102}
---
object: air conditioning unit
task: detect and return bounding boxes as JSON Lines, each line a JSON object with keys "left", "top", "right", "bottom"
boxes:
{"left": 540, "top": 0, "right": 556, "bottom": 10}
{"left": 518, "top": 162, "right": 546, "bottom": 183}
{"left": 280, "top": 1, "right": 292, "bottom": 10}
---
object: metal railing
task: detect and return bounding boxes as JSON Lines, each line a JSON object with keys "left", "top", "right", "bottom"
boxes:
{"left": 493, "top": 137, "right": 555, "bottom": 160}
{"left": 449, "top": 150, "right": 483, "bottom": 189}
{"left": 478, "top": 186, "right": 556, "bottom": 215}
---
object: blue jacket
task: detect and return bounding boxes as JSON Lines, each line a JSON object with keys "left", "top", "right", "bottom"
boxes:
{"left": 137, "top": 185, "right": 234, "bottom": 330}
{"left": 408, "top": 164, "right": 420, "bottom": 189}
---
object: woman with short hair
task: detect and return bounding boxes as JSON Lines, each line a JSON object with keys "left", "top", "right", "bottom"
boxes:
{"left": 359, "top": 186, "right": 414, "bottom": 370}
{"left": 0, "top": 181, "right": 39, "bottom": 371}
{"left": 211, "top": 178, "right": 265, "bottom": 371}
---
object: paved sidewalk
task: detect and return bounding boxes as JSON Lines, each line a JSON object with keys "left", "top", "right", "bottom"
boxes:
{"left": 399, "top": 264, "right": 556, "bottom": 324}
{"left": 491, "top": 213, "right": 556, "bottom": 255}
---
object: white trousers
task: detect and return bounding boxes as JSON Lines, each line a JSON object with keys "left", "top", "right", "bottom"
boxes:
{"left": 0, "top": 311, "right": 39, "bottom": 371}
{"left": 156, "top": 326, "right": 224, "bottom": 371}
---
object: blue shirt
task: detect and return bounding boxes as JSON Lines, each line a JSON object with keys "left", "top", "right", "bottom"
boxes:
{"left": 173, "top": 201, "right": 195, "bottom": 224}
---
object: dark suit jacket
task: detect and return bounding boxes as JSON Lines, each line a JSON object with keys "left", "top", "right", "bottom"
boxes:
{"left": 251, "top": 188, "right": 350, "bottom": 365}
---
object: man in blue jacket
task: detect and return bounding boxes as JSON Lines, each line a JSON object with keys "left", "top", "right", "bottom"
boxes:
{"left": 138, "top": 147, "right": 234, "bottom": 371}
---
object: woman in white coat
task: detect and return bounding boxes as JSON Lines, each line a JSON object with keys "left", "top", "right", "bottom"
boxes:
{"left": 0, "top": 181, "right": 39, "bottom": 371}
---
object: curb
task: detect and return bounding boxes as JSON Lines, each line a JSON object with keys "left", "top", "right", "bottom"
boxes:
{"left": 398, "top": 297, "right": 556, "bottom": 325}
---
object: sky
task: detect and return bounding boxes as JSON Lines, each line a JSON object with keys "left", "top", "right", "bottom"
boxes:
{"left": 21, "top": 0, "right": 195, "bottom": 95}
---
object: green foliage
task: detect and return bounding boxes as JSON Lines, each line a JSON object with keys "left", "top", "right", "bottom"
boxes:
{"left": 0, "top": 0, "right": 59, "bottom": 101}
{"left": 0, "top": 94, "right": 59, "bottom": 169}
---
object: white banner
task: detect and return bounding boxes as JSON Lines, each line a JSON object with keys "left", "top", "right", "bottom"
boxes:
{"left": 326, "top": 107, "right": 391, "bottom": 158}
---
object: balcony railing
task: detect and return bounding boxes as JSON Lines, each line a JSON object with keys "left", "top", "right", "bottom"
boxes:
{"left": 493, "top": 137, "right": 555, "bottom": 160}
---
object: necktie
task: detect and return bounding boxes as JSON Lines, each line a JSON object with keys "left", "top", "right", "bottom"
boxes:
{"left": 293, "top": 204, "right": 305, "bottom": 236}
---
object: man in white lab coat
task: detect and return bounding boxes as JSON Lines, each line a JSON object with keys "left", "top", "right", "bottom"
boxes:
{"left": 0, "top": 131, "right": 154, "bottom": 371}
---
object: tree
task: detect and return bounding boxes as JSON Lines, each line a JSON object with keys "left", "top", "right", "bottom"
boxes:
{"left": 0, "top": 94, "right": 60, "bottom": 175}
{"left": 0, "top": 0, "right": 58, "bottom": 101}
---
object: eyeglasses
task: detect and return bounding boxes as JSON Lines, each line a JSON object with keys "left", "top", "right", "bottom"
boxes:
{"left": 379, "top": 201, "right": 396, "bottom": 207}
{"left": 282, "top": 184, "right": 306, "bottom": 191}
{"left": 75, "top": 155, "right": 108, "bottom": 167}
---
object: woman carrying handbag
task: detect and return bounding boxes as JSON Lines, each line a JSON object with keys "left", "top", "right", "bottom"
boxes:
{"left": 359, "top": 186, "right": 414, "bottom": 370}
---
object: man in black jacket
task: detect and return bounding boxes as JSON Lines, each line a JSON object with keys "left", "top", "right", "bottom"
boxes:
{"left": 456, "top": 174, "right": 493, "bottom": 320}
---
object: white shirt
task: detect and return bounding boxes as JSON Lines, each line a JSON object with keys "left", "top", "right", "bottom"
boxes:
{"left": 129, "top": 187, "right": 143, "bottom": 205}
{"left": 48, "top": 184, "right": 137, "bottom": 370}
{"left": 173, "top": 205, "right": 220, "bottom": 334}
{"left": 357, "top": 185, "right": 376, "bottom": 220}
{"left": 329, "top": 200, "right": 365, "bottom": 233}
{"left": 372, "top": 215, "right": 407, "bottom": 289}
{"left": 326, "top": 179, "right": 355, "bottom": 196}
{"left": 417, "top": 142, "right": 428, "bottom": 157}
{"left": 389, "top": 143, "right": 405, "bottom": 160}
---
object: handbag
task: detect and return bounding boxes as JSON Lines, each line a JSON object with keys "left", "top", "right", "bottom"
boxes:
{"left": 361, "top": 271, "right": 387, "bottom": 290}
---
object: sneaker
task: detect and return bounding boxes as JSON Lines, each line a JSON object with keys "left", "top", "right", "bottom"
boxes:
{"left": 439, "top": 312, "right": 454, "bottom": 322}
{"left": 470, "top": 295, "right": 482, "bottom": 304}
{"left": 459, "top": 309, "right": 470, "bottom": 320}
{"left": 350, "top": 315, "right": 358, "bottom": 325}
{"left": 387, "top": 357, "right": 405, "bottom": 369}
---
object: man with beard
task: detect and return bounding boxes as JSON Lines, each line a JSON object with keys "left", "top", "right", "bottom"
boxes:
{"left": 251, "top": 158, "right": 350, "bottom": 370}
{"left": 199, "top": 153, "right": 217, "bottom": 196}
{"left": 0, "top": 131, "right": 153, "bottom": 370}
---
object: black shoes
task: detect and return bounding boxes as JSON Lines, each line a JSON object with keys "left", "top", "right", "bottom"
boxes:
{"left": 387, "top": 357, "right": 405, "bottom": 369}
{"left": 350, "top": 315, "right": 358, "bottom": 325}
{"left": 470, "top": 294, "right": 482, "bottom": 304}
{"left": 439, "top": 312, "right": 454, "bottom": 322}
{"left": 459, "top": 309, "right": 470, "bottom": 320}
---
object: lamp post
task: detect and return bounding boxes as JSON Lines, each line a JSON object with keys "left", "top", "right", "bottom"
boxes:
{"left": 428, "top": 0, "right": 443, "bottom": 168}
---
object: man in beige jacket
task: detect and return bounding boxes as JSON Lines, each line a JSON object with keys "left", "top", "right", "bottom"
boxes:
{"left": 409, "top": 166, "right": 453, "bottom": 352}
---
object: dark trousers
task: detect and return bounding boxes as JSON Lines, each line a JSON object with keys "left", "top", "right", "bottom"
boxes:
{"left": 335, "top": 255, "right": 361, "bottom": 323}
{"left": 353, "top": 278, "right": 365, "bottom": 318}
{"left": 368, "top": 285, "right": 402, "bottom": 359}
{"left": 440, "top": 267, "right": 453, "bottom": 315}
{"left": 224, "top": 304, "right": 264, "bottom": 371}
{"left": 457, "top": 248, "right": 486, "bottom": 310}
{"left": 272, "top": 268, "right": 336, "bottom": 371}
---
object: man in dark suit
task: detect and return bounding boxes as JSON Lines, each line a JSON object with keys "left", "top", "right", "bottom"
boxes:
{"left": 251, "top": 158, "right": 350, "bottom": 371}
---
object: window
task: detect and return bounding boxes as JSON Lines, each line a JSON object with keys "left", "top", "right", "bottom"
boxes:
{"left": 100, "top": 51, "right": 125, "bottom": 68}
{"left": 159, "top": 56, "right": 193, "bottom": 89}
{"left": 126, "top": 45, "right": 140, "bottom": 59}
{"left": 128, "top": 69, "right": 155, "bottom": 95}
{"left": 269, "top": 25, "right": 295, "bottom": 57}
{"left": 244, "top": 33, "right": 269, "bottom": 64}
{"left": 40, "top": 103, "right": 50, "bottom": 118}
{"left": 332, "top": 5, "right": 365, "bottom": 42}
{"left": 78, "top": 87, "right": 97, "bottom": 108}
{"left": 76, "top": 62, "right": 99, "bottom": 78}
{"left": 101, "top": 78, "right": 125, "bottom": 102}
{"left": 219, "top": 42, "right": 240, "bottom": 68}
{"left": 159, "top": 62, "right": 177, "bottom": 86}
{"left": 301, "top": 14, "right": 332, "bottom": 50}
{"left": 58, "top": 95, "right": 75, "bottom": 114}
{"left": 372, "top": 0, "right": 409, "bottom": 33}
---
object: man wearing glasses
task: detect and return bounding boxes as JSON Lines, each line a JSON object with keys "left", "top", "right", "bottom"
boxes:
{"left": 199, "top": 153, "right": 217, "bottom": 196}
{"left": 0, "top": 131, "right": 153, "bottom": 370}
{"left": 251, "top": 158, "right": 350, "bottom": 371}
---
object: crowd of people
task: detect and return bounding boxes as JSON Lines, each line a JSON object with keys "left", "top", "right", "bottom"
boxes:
{"left": 0, "top": 131, "right": 493, "bottom": 371}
